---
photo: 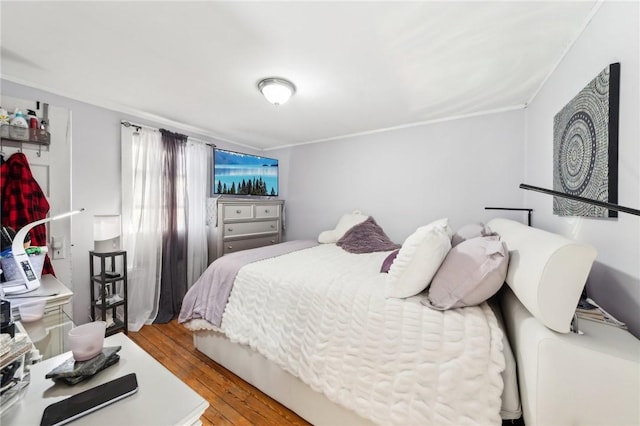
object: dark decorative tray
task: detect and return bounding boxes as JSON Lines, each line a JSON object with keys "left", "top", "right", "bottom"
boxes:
{"left": 45, "top": 346, "right": 121, "bottom": 385}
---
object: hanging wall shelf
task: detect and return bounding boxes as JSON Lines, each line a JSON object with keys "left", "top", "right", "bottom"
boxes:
{"left": 1, "top": 102, "right": 51, "bottom": 157}
{"left": 0, "top": 125, "right": 50, "bottom": 145}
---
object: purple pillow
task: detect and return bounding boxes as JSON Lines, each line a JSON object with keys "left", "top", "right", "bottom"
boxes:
{"left": 380, "top": 249, "right": 400, "bottom": 273}
{"left": 336, "top": 216, "right": 400, "bottom": 254}
{"left": 451, "top": 222, "right": 495, "bottom": 247}
{"left": 422, "top": 235, "right": 508, "bottom": 310}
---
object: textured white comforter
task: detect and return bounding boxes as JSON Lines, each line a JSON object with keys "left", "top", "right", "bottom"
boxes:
{"left": 221, "top": 244, "right": 505, "bottom": 425}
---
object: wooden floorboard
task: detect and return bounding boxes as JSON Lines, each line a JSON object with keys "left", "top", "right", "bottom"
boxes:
{"left": 128, "top": 320, "right": 311, "bottom": 426}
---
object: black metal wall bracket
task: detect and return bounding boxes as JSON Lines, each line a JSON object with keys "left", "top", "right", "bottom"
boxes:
{"left": 484, "top": 207, "right": 533, "bottom": 226}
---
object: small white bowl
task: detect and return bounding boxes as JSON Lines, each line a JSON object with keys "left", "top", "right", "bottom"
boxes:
{"left": 68, "top": 321, "right": 106, "bottom": 361}
{"left": 18, "top": 300, "right": 46, "bottom": 322}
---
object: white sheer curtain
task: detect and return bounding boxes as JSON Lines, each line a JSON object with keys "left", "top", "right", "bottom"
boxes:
{"left": 185, "top": 140, "right": 209, "bottom": 287}
{"left": 121, "top": 126, "right": 163, "bottom": 331}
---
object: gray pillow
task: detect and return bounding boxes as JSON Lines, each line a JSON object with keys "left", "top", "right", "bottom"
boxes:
{"left": 337, "top": 216, "right": 400, "bottom": 254}
{"left": 422, "top": 235, "right": 508, "bottom": 310}
{"left": 451, "top": 222, "right": 495, "bottom": 247}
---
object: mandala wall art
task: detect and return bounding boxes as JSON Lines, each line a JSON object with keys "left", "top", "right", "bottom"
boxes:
{"left": 553, "top": 63, "right": 620, "bottom": 218}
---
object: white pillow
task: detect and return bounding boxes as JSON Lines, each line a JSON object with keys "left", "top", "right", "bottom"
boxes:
{"left": 422, "top": 217, "right": 453, "bottom": 239}
{"left": 386, "top": 221, "right": 452, "bottom": 299}
{"left": 318, "top": 210, "right": 368, "bottom": 243}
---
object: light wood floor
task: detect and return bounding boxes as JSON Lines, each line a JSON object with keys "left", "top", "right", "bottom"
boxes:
{"left": 128, "top": 320, "right": 310, "bottom": 426}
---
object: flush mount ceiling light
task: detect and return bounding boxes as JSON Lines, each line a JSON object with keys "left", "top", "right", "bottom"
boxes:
{"left": 258, "top": 77, "right": 296, "bottom": 106}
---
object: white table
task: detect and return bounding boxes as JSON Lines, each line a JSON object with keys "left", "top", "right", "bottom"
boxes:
{"left": 1, "top": 333, "right": 209, "bottom": 425}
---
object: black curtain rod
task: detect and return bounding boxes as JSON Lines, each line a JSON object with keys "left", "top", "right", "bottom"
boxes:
{"left": 121, "top": 121, "right": 216, "bottom": 147}
{"left": 121, "top": 120, "right": 147, "bottom": 131}
{"left": 520, "top": 183, "right": 640, "bottom": 217}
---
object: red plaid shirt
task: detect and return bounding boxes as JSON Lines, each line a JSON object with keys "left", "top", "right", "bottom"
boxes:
{"left": 1, "top": 153, "right": 55, "bottom": 275}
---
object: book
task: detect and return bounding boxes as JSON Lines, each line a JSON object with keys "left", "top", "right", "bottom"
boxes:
{"left": 576, "top": 298, "right": 627, "bottom": 329}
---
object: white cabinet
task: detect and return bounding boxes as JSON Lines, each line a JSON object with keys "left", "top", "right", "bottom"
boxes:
{"left": 215, "top": 199, "right": 284, "bottom": 259}
{"left": 8, "top": 275, "right": 73, "bottom": 363}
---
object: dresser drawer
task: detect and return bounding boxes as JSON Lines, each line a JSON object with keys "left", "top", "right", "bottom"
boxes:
{"left": 223, "top": 235, "right": 279, "bottom": 255}
{"left": 254, "top": 204, "right": 280, "bottom": 219}
{"left": 222, "top": 205, "right": 253, "bottom": 220}
{"left": 223, "top": 220, "right": 278, "bottom": 237}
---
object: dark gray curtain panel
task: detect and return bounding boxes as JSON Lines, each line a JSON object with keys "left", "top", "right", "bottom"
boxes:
{"left": 155, "top": 129, "right": 188, "bottom": 323}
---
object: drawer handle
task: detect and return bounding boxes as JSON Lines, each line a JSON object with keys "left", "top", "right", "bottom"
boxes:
{"left": 236, "top": 209, "right": 241, "bottom": 214}
{"left": 227, "top": 245, "right": 233, "bottom": 250}
{"left": 265, "top": 209, "right": 270, "bottom": 213}
{"left": 270, "top": 240, "right": 276, "bottom": 244}
{"left": 270, "top": 224, "right": 275, "bottom": 229}
{"left": 228, "top": 227, "right": 233, "bottom": 232}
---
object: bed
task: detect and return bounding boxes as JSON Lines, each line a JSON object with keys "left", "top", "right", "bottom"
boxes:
{"left": 179, "top": 216, "right": 640, "bottom": 425}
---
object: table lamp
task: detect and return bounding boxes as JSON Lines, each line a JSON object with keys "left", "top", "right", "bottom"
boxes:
{"left": 93, "top": 215, "right": 121, "bottom": 253}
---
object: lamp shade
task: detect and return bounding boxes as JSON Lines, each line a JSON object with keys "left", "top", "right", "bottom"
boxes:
{"left": 258, "top": 78, "right": 296, "bottom": 105}
{"left": 93, "top": 215, "right": 121, "bottom": 253}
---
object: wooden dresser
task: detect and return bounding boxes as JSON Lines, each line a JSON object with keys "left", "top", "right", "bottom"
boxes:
{"left": 215, "top": 199, "right": 284, "bottom": 259}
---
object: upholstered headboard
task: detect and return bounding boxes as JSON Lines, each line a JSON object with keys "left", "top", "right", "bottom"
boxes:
{"left": 488, "top": 218, "right": 639, "bottom": 426}
{"left": 488, "top": 218, "right": 597, "bottom": 333}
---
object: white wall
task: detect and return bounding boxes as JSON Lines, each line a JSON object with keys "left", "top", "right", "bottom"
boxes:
{"left": 524, "top": 1, "right": 639, "bottom": 334}
{"left": 273, "top": 109, "right": 526, "bottom": 244}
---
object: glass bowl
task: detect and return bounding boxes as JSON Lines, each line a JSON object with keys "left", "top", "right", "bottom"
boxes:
{"left": 18, "top": 300, "right": 46, "bottom": 322}
{"left": 68, "top": 321, "right": 106, "bottom": 361}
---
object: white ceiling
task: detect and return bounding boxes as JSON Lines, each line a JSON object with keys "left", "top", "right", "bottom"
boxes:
{"left": 1, "top": 1, "right": 597, "bottom": 150}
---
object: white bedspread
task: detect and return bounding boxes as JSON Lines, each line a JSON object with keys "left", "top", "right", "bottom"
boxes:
{"left": 221, "top": 244, "right": 505, "bottom": 425}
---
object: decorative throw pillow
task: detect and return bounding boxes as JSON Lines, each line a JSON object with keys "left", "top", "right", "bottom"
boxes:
{"left": 318, "top": 210, "right": 368, "bottom": 243}
{"left": 385, "top": 222, "right": 452, "bottom": 299}
{"left": 420, "top": 217, "right": 453, "bottom": 239}
{"left": 451, "top": 222, "right": 495, "bottom": 247}
{"left": 380, "top": 249, "right": 400, "bottom": 273}
{"left": 337, "top": 217, "right": 400, "bottom": 254}
{"left": 422, "top": 235, "right": 508, "bottom": 310}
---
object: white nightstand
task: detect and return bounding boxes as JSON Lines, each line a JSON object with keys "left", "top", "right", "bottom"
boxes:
{"left": 6, "top": 274, "right": 73, "bottom": 360}
{"left": 6, "top": 274, "right": 73, "bottom": 320}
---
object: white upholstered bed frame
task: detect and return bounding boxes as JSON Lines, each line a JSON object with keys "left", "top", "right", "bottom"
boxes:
{"left": 192, "top": 218, "right": 640, "bottom": 425}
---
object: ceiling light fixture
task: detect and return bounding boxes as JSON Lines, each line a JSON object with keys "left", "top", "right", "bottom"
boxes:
{"left": 258, "top": 77, "right": 296, "bottom": 106}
